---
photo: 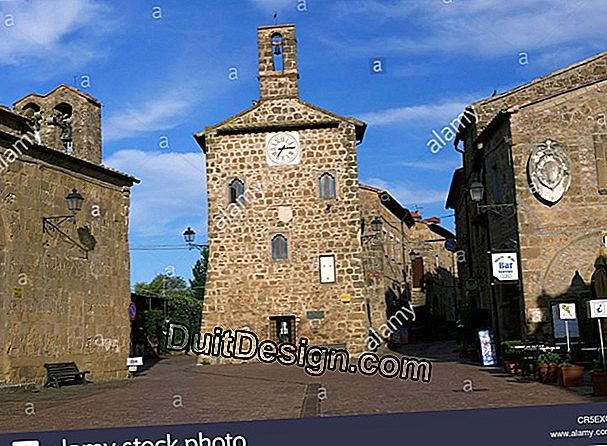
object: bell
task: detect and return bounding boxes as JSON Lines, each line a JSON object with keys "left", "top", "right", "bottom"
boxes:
{"left": 273, "top": 44, "right": 282, "bottom": 56}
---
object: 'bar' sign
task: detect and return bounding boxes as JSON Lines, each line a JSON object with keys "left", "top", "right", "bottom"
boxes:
{"left": 491, "top": 253, "right": 519, "bottom": 281}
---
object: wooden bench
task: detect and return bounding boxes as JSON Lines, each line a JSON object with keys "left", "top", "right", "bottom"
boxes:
{"left": 44, "top": 362, "right": 89, "bottom": 388}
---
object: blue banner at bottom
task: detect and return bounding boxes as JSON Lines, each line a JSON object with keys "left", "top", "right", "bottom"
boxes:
{"left": 4, "top": 402, "right": 607, "bottom": 446}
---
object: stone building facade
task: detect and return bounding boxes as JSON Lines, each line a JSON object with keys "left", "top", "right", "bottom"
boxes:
{"left": 447, "top": 51, "right": 607, "bottom": 344}
{"left": 196, "top": 25, "right": 371, "bottom": 354}
{"left": 358, "top": 185, "right": 414, "bottom": 344}
{"left": 196, "top": 24, "right": 458, "bottom": 355}
{"left": 359, "top": 186, "right": 458, "bottom": 343}
{"left": 0, "top": 85, "right": 138, "bottom": 385}
{"left": 407, "top": 214, "right": 459, "bottom": 327}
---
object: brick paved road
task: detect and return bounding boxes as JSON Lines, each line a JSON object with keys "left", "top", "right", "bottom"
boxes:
{"left": 0, "top": 341, "right": 602, "bottom": 433}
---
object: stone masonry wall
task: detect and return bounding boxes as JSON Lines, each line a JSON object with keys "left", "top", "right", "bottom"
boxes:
{"left": 359, "top": 186, "right": 406, "bottom": 341}
{"left": 203, "top": 105, "right": 369, "bottom": 355}
{"left": 258, "top": 25, "right": 299, "bottom": 100}
{"left": 473, "top": 52, "right": 607, "bottom": 132}
{"left": 408, "top": 223, "right": 458, "bottom": 322}
{"left": 459, "top": 51, "right": 607, "bottom": 342}
{"left": 14, "top": 86, "right": 102, "bottom": 165}
{"left": 0, "top": 87, "right": 130, "bottom": 386}
{"left": 510, "top": 79, "right": 607, "bottom": 340}
{"left": 0, "top": 139, "right": 132, "bottom": 385}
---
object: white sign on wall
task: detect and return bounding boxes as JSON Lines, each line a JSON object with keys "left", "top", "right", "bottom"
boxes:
{"left": 558, "top": 303, "right": 577, "bottom": 320}
{"left": 126, "top": 357, "right": 143, "bottom": 366}
{"left": 588, "top": 300, "right": 607, "bottom": 318}
{"left": 491, "top": 253, "right": 519, "bottom": 281}
{"left": 319, "top": 255, "right": 336, "bottom": 283}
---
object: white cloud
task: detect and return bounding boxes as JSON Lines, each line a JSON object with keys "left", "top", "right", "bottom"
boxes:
{"left": 0, "top": 0, "right": 110, "bottom": 67}
{"left": 330, "top": 0, "right": 607, "bottom": 59}
{"left": 103, "top": 60, "right": 226, "bottom": 142}
{"left": 399, "top": 161, "right": 460, "bottom": 171}
{"left": 364, "top": 177, "right": 447, "bottom": 205}
{"left": 359, "top": 99, "right": 470, "bottom": 127}
{"left": 103, "top": 92, "right": 194, "bottom": 142}
{"left": 104, "top": 149, "right": 206, "bottom": 237}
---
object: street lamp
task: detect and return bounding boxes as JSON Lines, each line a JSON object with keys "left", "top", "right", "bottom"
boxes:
{"left": 468, "top": 180, "right": 516, "bottom": 361}
{"left": 182, "top": 227, "right": 206, "bottom": 253}
{"left": 183, "top": 227, "right": 196, "bottom": 244}
{"left": 361, "top": 216, "right": 383, "bottom": 243}
{"left": 65, "top": 189, "right": 84, "bottom": 213}
{"left": 468, "top": 180, "right": 515, "bottom": 216}
{"left": 469, "top": 181, "right": 484, "bottom": 203}
{"left": 370, "top": 216, "right": 383, "bottom": 234}
{"left": 42, "top": 187, "right": 89, "bottom": 256}
{"left": 130, "top": 229, "right": 208, "bottom": 252}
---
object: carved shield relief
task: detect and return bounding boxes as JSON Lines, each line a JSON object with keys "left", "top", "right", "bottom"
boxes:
{"left": 527, "top": 140, "right": 571, "bottom": 206}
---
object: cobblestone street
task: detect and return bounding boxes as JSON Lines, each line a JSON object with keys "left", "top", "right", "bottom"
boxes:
{"left": 0, "top": 342, "right": 602, "bottom": 434}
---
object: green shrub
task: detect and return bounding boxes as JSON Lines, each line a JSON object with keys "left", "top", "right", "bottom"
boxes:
{"left": 559, "top": 352, "right": 576, "bottom": 367}
{"left": 593, "top": 359, "right": 606, "bottom": 371}
{"left": 501, "top": 340, "right": 523, "bottom": 362}
{"left": 537, "top": 352, "right": 561, "bottom": 365}
{"left": 143, "top": 309, "right": 164, "bottom": 340}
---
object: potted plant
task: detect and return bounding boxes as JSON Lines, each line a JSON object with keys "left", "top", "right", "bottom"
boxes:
{"left": 591, "top": 359, "right": 607, "bottom": 395}
{"left": 558, "top": 355, "right": 585, "bottom": 387}
{"left": 536, "top": 352, "right": 560, "bottom": 383}
{"left": 502, "top": 340, "right": 522, "bottom": 374}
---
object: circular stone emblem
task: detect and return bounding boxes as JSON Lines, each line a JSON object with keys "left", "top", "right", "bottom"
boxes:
{"left": 527, "top": 139, "right": 571, "bottom": 205}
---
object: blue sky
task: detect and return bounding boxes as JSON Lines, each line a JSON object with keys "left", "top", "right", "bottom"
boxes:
{"left": 1, "top": 0, "right": 607, "bottom": 285}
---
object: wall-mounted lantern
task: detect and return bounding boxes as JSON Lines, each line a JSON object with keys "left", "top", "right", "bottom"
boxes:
{"left": 43, "top": 188, "right": 91, "bottom": 257}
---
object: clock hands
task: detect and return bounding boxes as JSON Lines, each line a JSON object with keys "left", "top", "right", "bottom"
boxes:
{"left": 276, "top": 144, "right": 296, "bottom": 158}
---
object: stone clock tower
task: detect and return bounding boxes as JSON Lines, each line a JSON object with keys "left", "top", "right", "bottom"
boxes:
{"left": 195, "top": 24, "right": 369, "bottom": 355}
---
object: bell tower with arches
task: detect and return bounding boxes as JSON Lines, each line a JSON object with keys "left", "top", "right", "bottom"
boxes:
{"left": 14, "top": 84, "right": 102, "bottom": 164}
{"left": 257, "top": 24, "right": 300, "bottom": 100}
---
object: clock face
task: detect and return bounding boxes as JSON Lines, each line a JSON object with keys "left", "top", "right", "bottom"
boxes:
{"left": 266, "top": 132, "right": 300, "bottom": 166}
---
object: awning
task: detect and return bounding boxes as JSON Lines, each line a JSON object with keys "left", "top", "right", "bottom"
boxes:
{"left": 427, "top": 223, "right": 456, "bottom": 240}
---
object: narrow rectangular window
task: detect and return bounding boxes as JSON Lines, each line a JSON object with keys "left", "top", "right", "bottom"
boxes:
{"left": 229, "top": 178, "right": 245, "bottom": 204}
{"left": 593, "top": 134, "right": 607, "bottom": 194}
{"left": 272, "top": 234, "right": 288, "bottom": 260}
{"left": 319, "top": 255, "right": 336, "bottom": 283}
{"left": 320, "top": 173, "right": 336, "bottom": 199}
{"left": 271, "top": 34, "right": 284, "bottom": 71}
